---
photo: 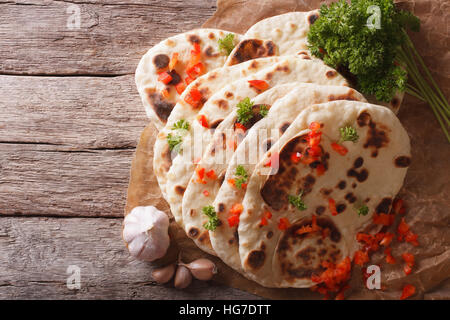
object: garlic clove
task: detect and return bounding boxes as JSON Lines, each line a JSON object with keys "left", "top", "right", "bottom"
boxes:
{"left": 152, "top": 264, "right": 176, "bottom": 284}
{"left": 183, "top": 258, "right": 217, "bottom": 281}
{"left": 174, "top": 265, "right": 192, "bottom": 289}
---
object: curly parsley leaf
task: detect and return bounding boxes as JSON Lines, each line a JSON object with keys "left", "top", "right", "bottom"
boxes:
{"left": 236, "top": 97, "right": 254, "bottom": 124}
{"left": 172, "top": 119, "right": 190, "bottom": 131}
{"left": 339, "top": 126, "right": 359, "bottom": 143}
{"left": 234, "top": 165, "right": 248, "bottom": 189}
{"left": 167, "top": 133, "right": 183, "bottom": 153}
{"left": 357, "top": 204, "right": 369, "bottom": 216}
{"left": 288, "top": 191, "right": 307, "bottom": 211}
{"left": 259, "top": 105, "right": 269, "bottom": 117}
{"left": 202, "top": 205, "right": 219, "bottom": 231}
{"left": 218, "top": 33, "right": 236, "bottom": 56}
{"left": 307, "top": 0, "right": 420, "bottom": 102}
{"left": 167, "top": 120, "right": 190, "bottom": 153}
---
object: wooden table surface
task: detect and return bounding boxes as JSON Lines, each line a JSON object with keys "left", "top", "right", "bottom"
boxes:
{"left": 0, "top": 0, "right": 259, "bottom": 299}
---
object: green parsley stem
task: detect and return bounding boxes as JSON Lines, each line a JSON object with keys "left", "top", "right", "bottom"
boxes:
{"left": 405, "top": 35, "right": 450, "bottom": 111}
{"left": 398, "top": 42, "right": 450, "bottom": 142}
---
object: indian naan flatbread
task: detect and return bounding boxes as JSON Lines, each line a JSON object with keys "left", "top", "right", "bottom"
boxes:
{"left": 135, "top": 29, "right": 241, "bottom": 130}
{"left": 238, "top": 100, "right": 411, "bottom": 287}
{"left": 210, "top": 85, "right": 366, "bottom": 273}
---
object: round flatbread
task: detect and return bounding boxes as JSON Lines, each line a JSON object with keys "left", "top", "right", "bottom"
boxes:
{"left": 135, "top": 29, "right": 241, "bottom": 130}
{"left": 238, "top": 100, "right": 411, "bottom": 287}
{"left": 210, "top": 85, "right": 366, "bottom": 273}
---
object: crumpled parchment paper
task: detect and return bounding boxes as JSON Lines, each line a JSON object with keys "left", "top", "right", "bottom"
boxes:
{"left": 125, "top": 0, "right": 450, "bottom": 299}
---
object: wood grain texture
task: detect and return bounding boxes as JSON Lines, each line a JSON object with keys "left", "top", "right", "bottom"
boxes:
{"left": 0, "top": 217, "right": 260, "bottom": 299}
{"left": 0, "top": 0, "right": 258, "bottom": 299}
{"left": 0, "top": 75, "right": 146, "bottom": 217}
{"left": 0, "top": 0, "right": 217, "bottom": 75}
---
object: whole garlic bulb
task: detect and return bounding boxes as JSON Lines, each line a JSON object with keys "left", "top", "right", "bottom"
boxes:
{"left": 123, "top": 206, "right": 170, "bottom": 262}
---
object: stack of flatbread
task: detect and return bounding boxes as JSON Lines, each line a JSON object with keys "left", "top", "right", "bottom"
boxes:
{"left": 135, "top": 11, "right": 411, "bottom": 288}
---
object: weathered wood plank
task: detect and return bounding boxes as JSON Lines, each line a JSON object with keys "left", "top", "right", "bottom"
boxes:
{"left": 0, "top": 216, "right": 260, "bottom": 299}
{"left": 0, "top": 74, "right": 156, "bottom": 217}
{"left": 0, "top": 144, "right": 137, "bottom": 217}
{"left": 0, "top": 75, "right": 146, "bottom": 148}
{"left": 0, "top": 0, "right": 217, "bottom": 75}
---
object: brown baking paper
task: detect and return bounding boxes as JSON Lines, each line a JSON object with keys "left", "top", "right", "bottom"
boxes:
{"left": 126, "top": 0, "right": 450, "bottom": 299}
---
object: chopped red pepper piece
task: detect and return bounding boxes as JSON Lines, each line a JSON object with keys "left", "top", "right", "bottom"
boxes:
{"left": 331, "top": 142, "right": 348, "bottom": 156}
{"left": 228, "top": 214, "right": 240, "bottom": 228}
{"left": 384, "top": 247, "right": 396, "bottom": 264}
{"left": 230, "top": 203, "right": 244, "bottom": 216}
{"left": 316, "top": 163, "right": 325, "bottom": 176}
{"left": 185, "top": 76, "right": 194, "bottom": 85}
{"left": 373, "top": 213, "right": 395, "bottom": 226}
{"left": 379, "top": 232, "right": 395, "bottom": 247}
{"left": 290, "top": 152, "right": 302, "bottom": 163}
{"left": 203, "top": 190, "right": 209, "bottom": 197}
{"left": 278, "top": 217, "right": 290, "bottom": 230}
{"left": 186, "top": 62, "right": 205, "bottom": 79}
{"left": 158, "top": 71, "right": 173, "bottom": 84}
{"left": 184, "top": 88, "right": 202, "bottom": 108}
{"left": 205, "top": 169, "right": 216, "bottom": 179}
{"left": 196, "top": 167, "right": 206, "bottom": 184}
{"left": 353, "top": 250, "right": 369, "bottom": 266}
{"left": 393, "top": 198, "right": 405, "bottom": 214}
{"left": 248, "top": 80, "right": 269, "bottom": 91}
{"left": 259, "top": 211, "right": 272, "bottom": 226}
{"left": 175, "top": 82, "right": 186, "bottom": 94}
{"left": 309, "top": 122, "right": 321, "bottom": 131}
{"left": 307, "top": 145, "right": 322, "bottom": 157}
{"left": 260, "top": 217, "right": 268, "bottom": 226}
{"left": 227, "top": 203, "right": 243, "bottom": 227}
{"left": 197, "top": 114, "right": 209, "bottom": 128}
{"left": 311, "top": 257, "right": 352, "bottom": 297}
{"left": 297, "top": 225, "right": 314, "bottom": 235}
{"left": 397, "top": 218, "right": 419, "bottom": 246}
{"left": 169, "top": 52, "right": 178, "bottom": 71}
{"left": 329, "top": 198, "right": 338, "bottom": 216}
{"left": 234, "top": 122, "right": 247, "bottom": 131}
{"left": 161, "top": 88, "right": 170, "bottom": 99}
{"left": 308, "top": 130, "right": 322, "bottom": 146}
{"left": 402, "top": 253, "right": 415, "bottom": 275}
{"left": 400, "top": 284, "right": 416, "bottom": 300}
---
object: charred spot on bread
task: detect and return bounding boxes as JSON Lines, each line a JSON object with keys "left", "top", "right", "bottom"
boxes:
{"left": 174, "top": 185, "right": 185, "bottom": 195}
{"left": 153, "top": 54, "right": 170, "bottom": 69}
{"left": 395, "top": 156, "right": 411, "bottom": 168}
{"left": 347, "top": 168, "right": 369, "bottom": 182}
{"left": 280, "top": 122, "right": 291, "bottom": 134}
{"left": 146, "top": 89, "right": 175, "bottom": 122}
{"left": 188, "top": 227, "right": 199, "bottom": 238}
{"left": 245, "top": 250, "right": 266, "bottom": 270}
{"left": 376, "top": 197, "right": 392, "bottom": 214}
{"left": 308, "top": 12, "right": 319, "bottom": 25}
{"left": 227, "top": 39, "right": 276, "bottom": 66}
{"left": 188, "top": 34, "right": 201, "bottom": 44}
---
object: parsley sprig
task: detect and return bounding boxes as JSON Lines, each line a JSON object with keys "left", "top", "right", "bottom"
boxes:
{"left": 218, "top": 33, "right": 236, "bottom": 56}
{"left": 288, "top": 191, "right": 307, "bottom": 211}
{"left": 357, "top": 204, "right": 369, "bottom": 216}
{"left": 234, "top": 165, "right": 248, "bottom": 189}
{"left": 167, "top": 120, "right": 190, "bottom": 153}
{"left": 307, "top": 0, "right": 449, "bottom": 143}
{"left": 236, "top": 97, "right": 254, "bottom": 124}
{"left": 339, "top": 126, "right": 359, "bottom": 143}
{"left": 202, "top": 205, "right": 219, "bottom": 231}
